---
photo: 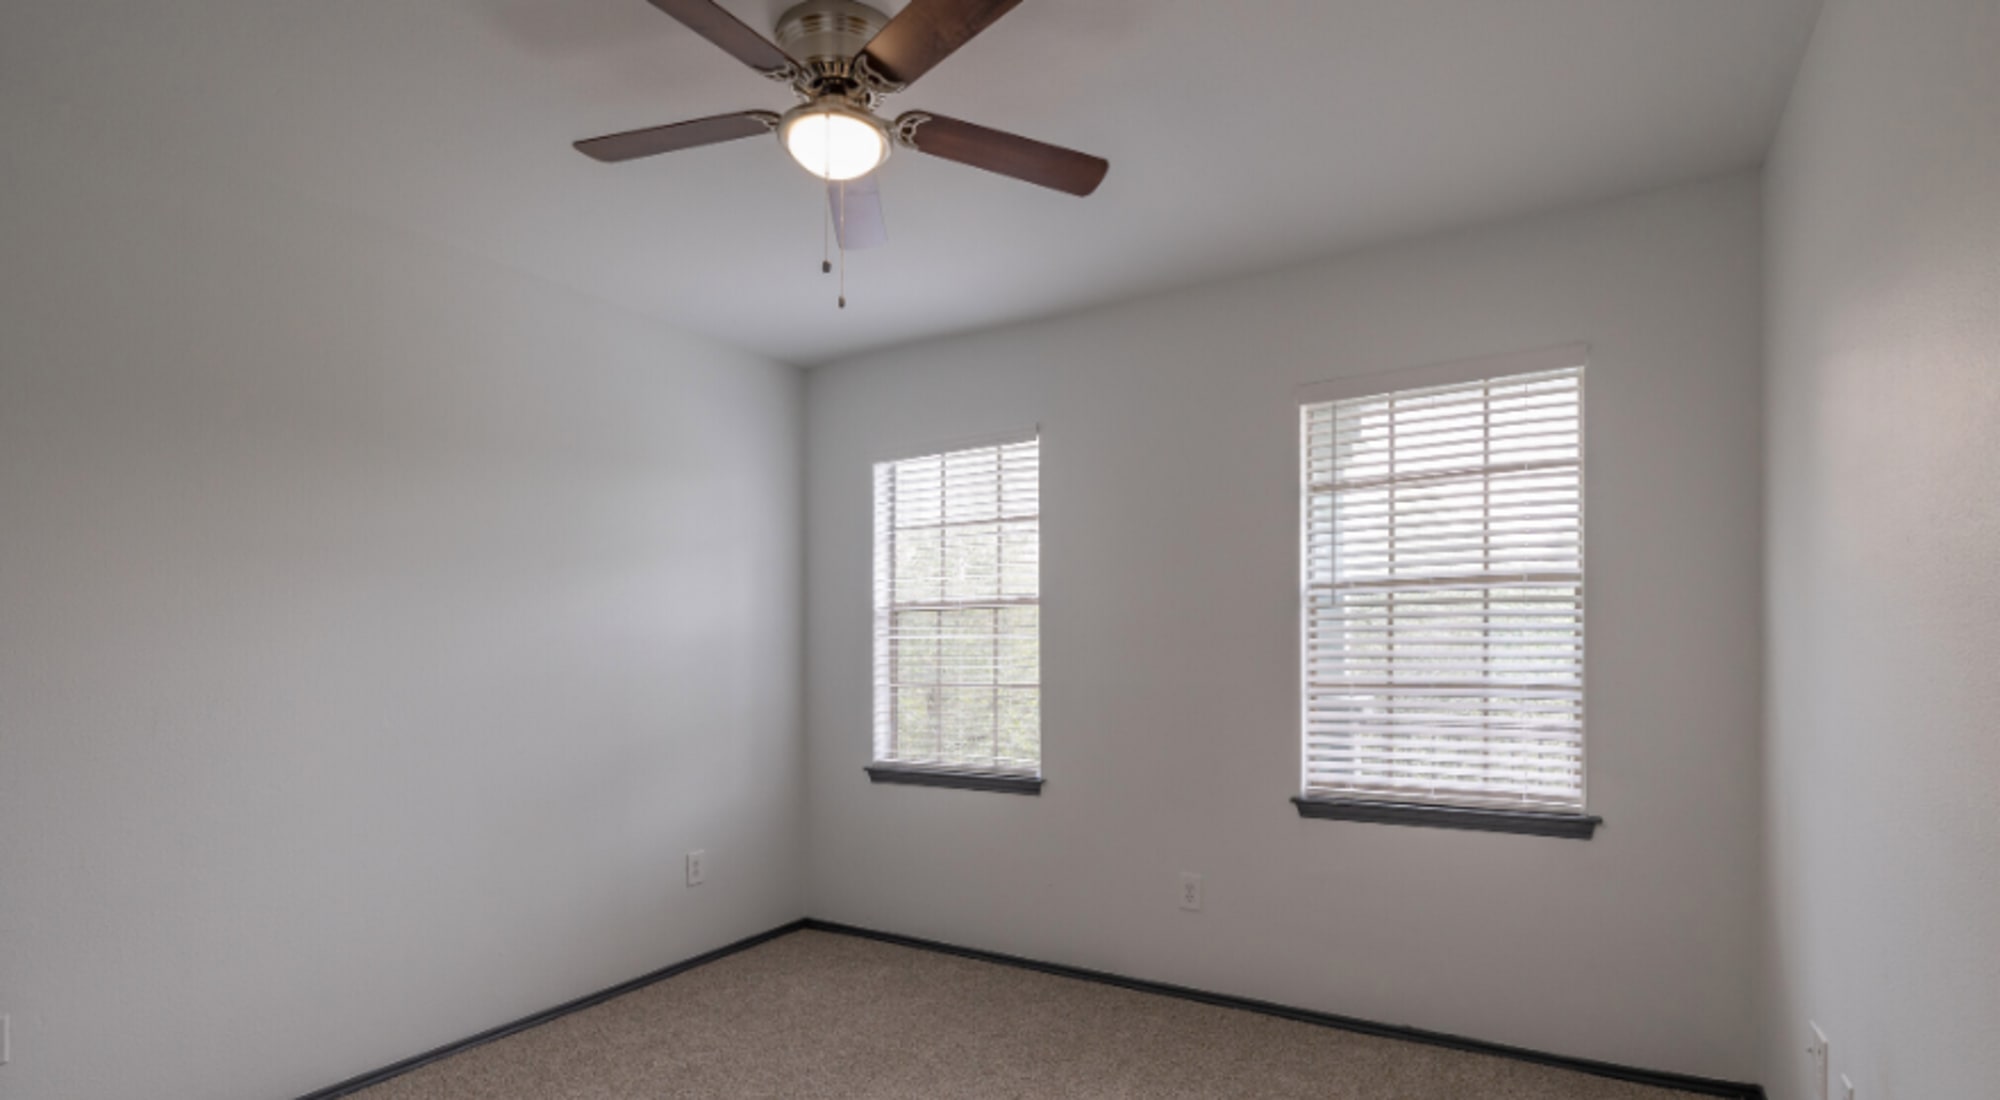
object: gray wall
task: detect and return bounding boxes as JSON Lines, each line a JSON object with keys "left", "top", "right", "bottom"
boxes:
{"left": 1761, "top": 0, "right": 2000, "bottom": 1096}
{"left": 805, "top": 174, "right": 1766, "bottom": 1080}
{"left": 0, "top": 127, "right": 805, "bottom": 1097}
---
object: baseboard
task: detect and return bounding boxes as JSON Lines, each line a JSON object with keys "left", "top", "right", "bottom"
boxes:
{"left": 293, "top": 918, "right": 808, "bottom": 1100}
{"left": 294, "top": 915, "right": 1766, "bottom": 1100}
{"left": 802, "top": 918, "right": 1767, "bottom": 1100}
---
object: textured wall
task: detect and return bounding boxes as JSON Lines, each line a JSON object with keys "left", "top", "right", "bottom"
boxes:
{"left": 0, "top": 119, "right": 805, "bottom": 1099}
{"left": 805, "top": 175, "right": 1766, "bottom": 1081}
{"left": 1762, "top": 0, "right": 2000, "bottom": 1096}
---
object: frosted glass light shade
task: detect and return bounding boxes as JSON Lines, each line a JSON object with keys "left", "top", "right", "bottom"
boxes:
{"left": 781, "top": 106, "right": 888, "bottom": 181}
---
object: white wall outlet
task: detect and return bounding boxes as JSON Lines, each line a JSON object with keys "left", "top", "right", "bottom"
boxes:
{"left": 685, "top": 849, "right": 706, "bottom": 887}
{"left": 1178, "top": 872, "right": 1202, "bottom": 912}
{"left": 1808, "top": 1022, "right": 1829, "bottom": 1100}
{"left": 1840, "top": 1073, "right": 1855, "bottom": 1100}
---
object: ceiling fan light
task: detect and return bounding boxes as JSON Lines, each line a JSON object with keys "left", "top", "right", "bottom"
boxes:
{"left": 780, "top": 103, "right": 888, "bottom": 181}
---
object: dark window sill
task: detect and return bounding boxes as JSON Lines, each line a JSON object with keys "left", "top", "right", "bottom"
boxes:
{"left": 1293, "top": 797, "right": 1600, "bottom": 839}
{"left": 867, "top": 765, "right": 1043, "bottom": 796}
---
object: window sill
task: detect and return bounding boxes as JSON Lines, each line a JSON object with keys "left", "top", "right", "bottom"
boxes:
{"left": 867, "top": 765, "right": 1043, "bottom": 796}
{"left": 1293, "top": 797, "right": 1600, "bottom": 839}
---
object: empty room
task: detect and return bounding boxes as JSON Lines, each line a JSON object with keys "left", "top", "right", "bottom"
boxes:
{"left": 2, "top": 1, "right": 1994, "bottom": 1097}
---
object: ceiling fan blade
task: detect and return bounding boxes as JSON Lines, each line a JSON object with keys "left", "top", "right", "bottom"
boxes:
{"left": 856, "top": 0, "right": 1024, "bottom": 89}
{"left": 643, "top": 0, "right": 801, "bottom": 79}
{"left": 829, "top": 175, "right": 888, "bottom": 250}
{"left": 895, "top": 113, "right": 1108, "bottom": 196}
{"left": 574, "top": 111, "right": 778, "bottom": 163}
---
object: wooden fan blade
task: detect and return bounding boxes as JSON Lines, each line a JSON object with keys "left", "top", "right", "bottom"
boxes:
{"left": 829, "top": 175, "right": 888, "bottom": 250}
{"left": 574, "top": 111, "right": 778, "bottom": 162}
{"left": 643, "top": 0, "right": 800, "bottom": 78}
{"left": 896, "top": 113, "right": 1108, "bottom": 196}
{"left": 856, "top": 0, "right": 1024, "bottom": 89}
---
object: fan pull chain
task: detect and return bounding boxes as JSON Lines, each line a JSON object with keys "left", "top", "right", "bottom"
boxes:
{"left": 821, "top": 125, "right": 834, "bottom": 276}
{"left": 836, "top": 177, "right": 848, "bottom": 310}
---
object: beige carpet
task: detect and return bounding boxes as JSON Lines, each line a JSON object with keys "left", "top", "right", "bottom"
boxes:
{"left": 351, "top": 929, "right": 1714, "bottom": 1099}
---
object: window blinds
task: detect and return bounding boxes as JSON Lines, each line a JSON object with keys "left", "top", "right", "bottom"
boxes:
{"left": 874, "top": 436, "right": 1040, "bottom": 776}
{"left": 1302, "top": 366, "right": 1584, "bottom": 811}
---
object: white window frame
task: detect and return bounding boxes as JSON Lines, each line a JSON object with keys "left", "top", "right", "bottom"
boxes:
{"left": 868, "top": 428, "right": 1042, "bottom": 789}
{"left": 1296, "top": 346, "right": 1592, "bottom": 826}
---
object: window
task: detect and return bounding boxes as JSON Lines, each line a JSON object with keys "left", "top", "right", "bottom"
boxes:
{"left": 869, "top": 434, "right": 1041, "bottom": 793}
{"left": 1298, "top": 352, "right": 1595, "bottom": 836}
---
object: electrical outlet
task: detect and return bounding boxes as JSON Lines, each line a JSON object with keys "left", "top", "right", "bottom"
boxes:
{"left": 1840, "top": 1073, "right": 1855, "bottom": 1100}
{"left": 1178, "top": 872, "right": 1202, "bottom": 912}
{"left": 1808, "top": 1022, "right": 1829, "bottom": 1100}
{"left": 685, "top": 850, "right": 706, "bottom": 887}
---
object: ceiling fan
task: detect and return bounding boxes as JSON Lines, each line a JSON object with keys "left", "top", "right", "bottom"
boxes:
{"left": 573, "top": 0, "right": 1110, "bottom": 253}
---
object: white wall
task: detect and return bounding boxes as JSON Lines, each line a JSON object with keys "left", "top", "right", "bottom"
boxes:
{"left": 1761, "top": 1, "right": 2000, "bottom": 1097}
{"left": 0, "top": 125, "right": 805, "bottom": 1098}
{"left": 805, "top": 174, "right": 1766, "bottom": 1080}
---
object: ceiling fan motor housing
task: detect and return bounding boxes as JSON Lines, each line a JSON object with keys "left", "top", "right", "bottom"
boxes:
{"left": 776, "top": 0, "right": 891, "bottom": 80}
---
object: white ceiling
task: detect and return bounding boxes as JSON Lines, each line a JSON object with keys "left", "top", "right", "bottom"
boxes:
{"left": 5, "top": 1, "right": 1822, "bottom": 364}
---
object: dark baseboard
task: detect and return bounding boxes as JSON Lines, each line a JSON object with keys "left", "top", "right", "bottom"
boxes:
{"left": 802, "top": 919, "right": 1766, "bottom": 1100}
{"left": 293, "top": 918, "right": 808, "bottom": 1100}
{"left": 294, "top": 915, "right": 1765, "bottom": 1100}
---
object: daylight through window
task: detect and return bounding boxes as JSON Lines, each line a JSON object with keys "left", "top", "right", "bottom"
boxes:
{"left": 873, "top": 435, "right": 1040, "bottom": 776}
{"left": 1302, "top": 365, "right": 1585, "bottom": 811}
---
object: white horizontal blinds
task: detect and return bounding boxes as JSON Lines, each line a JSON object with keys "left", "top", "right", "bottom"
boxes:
{"left": 873, "top": 437, "right": 1040, "bottom": 775}
{"left": 1303, "top": 366, "right": 1585, "bottom": 811}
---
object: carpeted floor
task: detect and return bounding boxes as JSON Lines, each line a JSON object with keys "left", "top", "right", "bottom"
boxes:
{"left": 351, "top": 929, "right": 1712, "bottom": 1099}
